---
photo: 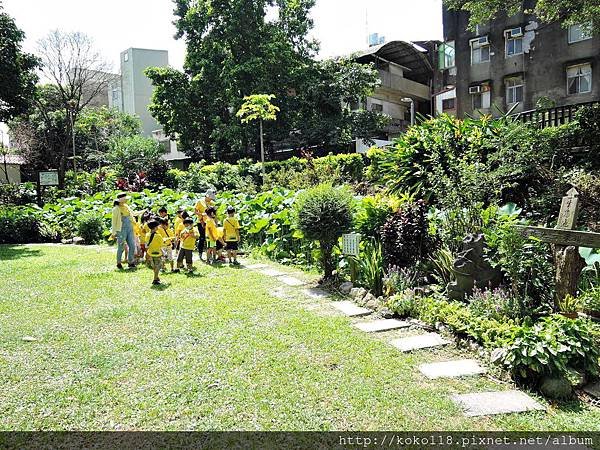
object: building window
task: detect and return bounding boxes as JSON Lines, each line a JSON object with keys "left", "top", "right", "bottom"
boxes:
{"left": 505, "top": 27, "right": 524, "bottom": 57}
{"left": 371, "top": 103, "right": 383, "bottom": 112}
{"left": 469, "top": 84, "right": 491, "bottom": 110}
{"left": 442, "top": 98, "right": 455, "bottom": 110}
{"left": 470, "top": 36, "right": 490, "bottom": 64}
{"left": 567, "top": 63, "right": 592, "bottom": 95}
{"left": 568, "top": 24, "right": 592, "bottom": 43}
{"left": 438, "top": 41, "right": 455, "bottom": 69}
{"left": 505, "top": 77, "right": 524, "bottom": 104}
{"left": 123, "top": 53, "right": 129, "bottom": 62}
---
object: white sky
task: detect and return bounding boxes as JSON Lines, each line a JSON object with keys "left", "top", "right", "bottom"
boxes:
{"left": 0, "top": 0, "right": 443, "bottom": 145}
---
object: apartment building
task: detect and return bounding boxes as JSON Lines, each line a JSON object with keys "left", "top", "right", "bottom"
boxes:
{"left": 434, "top": 3, "right": 600, "bottom": 117}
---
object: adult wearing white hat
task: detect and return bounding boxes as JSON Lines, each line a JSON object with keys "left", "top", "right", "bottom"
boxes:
{"left": 194, "top": 189, "right": 216, "bottom": 260}
{"left": 111, "top": 192, "right": 137, "bottom": 269}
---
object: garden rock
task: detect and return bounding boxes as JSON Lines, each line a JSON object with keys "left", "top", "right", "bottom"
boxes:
{"left": 378, "top": 307, "right": 395, "bottom": 319}
{"left": 339, "top": 282, "right": 353, "bottom": 295}
{"left": 61, "top": 238, "right": 73, "bottom": 244}
{"left": 540, "top": 376, "right": 573, "bottom": 400}
{"left": 73, "top": 237, "right": 85, "bottom": 245}
{"left": 349, "top": 287, "right": 367, "bottom": 301}
{"left": 365, "top": 299, "right": 378, "bottom": 310}
{"left": 363, "top": 293, "right": 376, "bottom": 305}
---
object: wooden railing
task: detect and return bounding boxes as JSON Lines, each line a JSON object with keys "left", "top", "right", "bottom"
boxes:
{"left": 514, "top": 100, "right": 599, "bottom": 128}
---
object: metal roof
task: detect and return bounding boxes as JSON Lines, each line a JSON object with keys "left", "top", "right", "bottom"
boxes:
{"left": 1, "top": 154, "right": 25, "bottom": 165}
{"left": 354, "top": 40, "right": 434, "bottom": 84}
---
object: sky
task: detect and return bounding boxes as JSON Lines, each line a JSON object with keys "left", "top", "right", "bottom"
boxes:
{"left": 0, "top": 0, "right": 443, "bottom": 145}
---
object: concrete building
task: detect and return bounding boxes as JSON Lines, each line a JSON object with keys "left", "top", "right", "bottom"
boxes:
{"left": 0, "top": 154, "right": 24, "bottom": 184}
{"left": 434, "top": 3, "right": 600, "bottom": 117}
{"left": 108, "top": 48, "right": 189, "bottom": 166}
{"left": 353, "top": 40, "right": 437, "bottom": 151}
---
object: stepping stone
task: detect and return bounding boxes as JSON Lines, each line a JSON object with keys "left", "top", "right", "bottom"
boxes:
{"left": 332, "top": 300, "right": 372, "bottom": 317}
{"left": 583, "top": 381, "right": 600, "bottom": 399}
{"left": 451, "top": 390, "right": 544, "bottom": 417}
{"left": 271, "top": 287, "right": 290, "bottom": 299}
{"left": 390, "top": 332, "right": 449, "bottom": 352}
{"left": 303, "top": 288, "right": 330, "bottom": 299}
{"left": 246, "top": 263, "right": 268, "bottom": 269}
{"left": 354, "top": 319, "right": 409, "bottom": 333}
{"left": 419, "top": 359, "right": 486, "bottom": 379}
{"left": 260, "top": 268, "right": 287, "bottom": 277}
{"left": 278, "top": 276, "right": 305, "bottom": 286}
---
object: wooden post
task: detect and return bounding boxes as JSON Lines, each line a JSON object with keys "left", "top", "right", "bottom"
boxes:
{"left": 554, "top": 188, "right": 586, "bottom": 307}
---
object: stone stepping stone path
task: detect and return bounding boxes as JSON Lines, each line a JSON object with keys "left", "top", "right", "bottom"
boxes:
{"left": 354, "top": 318, "right": 409, "bottom": 333}
{"left": 391, "top": 332, "right": 449, "bottom": 352}
{"left": 278, "top": 276, "right": 306, "bottom": 287}
{"left": 302, "top": 288, "right": 330, "bottom": 299}
{"left": 260, "top": 268, "right": 287, "bottom": 277}
{"left": 451, "top": 390, "right": 545, "bottom": 417}
{"left": 332, "top": 300, "right": 372, "bottom": 317}
{"left": 419, "top": 359, "right": 486, "bottom": 379}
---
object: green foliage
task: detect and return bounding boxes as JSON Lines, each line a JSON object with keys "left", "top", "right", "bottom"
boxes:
{"left": 107, "top": 135, "right": 170, "bottom": 187}
{"left": 383, "top": 266, "right": 418, "bottom": 298}
{"left": 387, "top": 290, "right": 418, "bottom": 318}
{"left": 145, "top": 0, "right": 386, "bottom": 161}
{"left": 443, "top": 0, "right": 600, "bottom": 34}
{"left": 558, "top": 294, "right": 583, "bottom": 314}
{"left": 581, "top": 287, "right": 600, "bottom": 314}
{"left": 356, "top": 239, "right": 384, "bottom": 297}
{"left": 293, "top": 184, "right": 354, "bottom": 278}
{"left": 0, "top": 206, "right": 42, "bottom": 244}
{"left": 237, "top": 94, "right": 280, "bottom": 123}
{"left": 468, "top": 287, "right": 527, "bottom": 322}
{"left": 353, "top": 194, "right": 407, "bottom": 241}
{"left": 381, "top": 200, "right": 438, "bottom": 269}
{"left": 76, "top": 212, "right": 105, "bottom": 244}
{"left": 0, "top": 5, "right": 39, "bottom": 122}
{"left": 491, "top": 315, "right": 600, "bottom": 383}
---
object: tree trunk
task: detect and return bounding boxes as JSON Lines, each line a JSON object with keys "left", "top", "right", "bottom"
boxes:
{"left": 554, "top": 245, "right": 586, "bottom": 308}
{"left": 320, "top": 241, "right": 334, "bottom": 280}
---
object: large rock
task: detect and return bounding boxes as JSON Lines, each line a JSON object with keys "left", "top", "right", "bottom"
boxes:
{"left": 349, "top": 287, "right": 367, "bottom": 301}
{"left": 339, "top": 281, "right": 353, "bottom": 295}
{"left": 72, "top": 236, "right": 85, "bottom": 245}
{"left": 362, "top": 293, "right": 377, "bottom": 307}
{"left": 378, "top": 307, "right": 395, "bottom": 319}
{"left": 540, "top": 376, "right": 573, "bottom": 400}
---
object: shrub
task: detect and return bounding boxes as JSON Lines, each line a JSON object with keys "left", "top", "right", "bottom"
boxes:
{"left": 492, "top": 315, "right": 600, "bottom": 383}
{"left": 0, "top": 182, "right": 37, "bottom": 206}
{"left": 76, "top": 213, "right": 105, "bottom": 244}
{"left": 354, "top": 194, "right": 408, "bottom": 241}
{"left": 107, "top": 135, "right": 167, "bottom": 183}
{"left": 381, "top": 200, "right": 437, "bottom": 269}
{"left": 0, "top": 206, "right": 43, "bottom": 244}
{"left": 293, "top": 184, "right": 354, "bottom": 278}
{"left": 356, "top": 238, "right": 384, "bottom": 297}
{"left": 387, "top": 290, "right": 418, "bottom": 317}
{"left": 468, "top": 287, "right": 526, "bottom": 322}
{"left": 383, "top": 265, "right": 418, "bottom": 297}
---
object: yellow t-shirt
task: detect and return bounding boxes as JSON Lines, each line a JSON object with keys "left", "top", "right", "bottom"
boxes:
{"left": 119, "top": 204, "right": 132, "bottom": 217}
{"left": 180, "top": 227, "right": 199, "bottom": 250}
{"left": 174, "top": 216, "right": 183, "bottom": 232}
{"left": 205, "top": 217, "right": 220, "bottom": 242}
{"left": 158, "top": 227, "right": 174, "bottom": 248}
{"left": 194, "top": 199, "right": 214, "bottom": 223}
{"left": 223, "top": 217, "right": 240, "bottom": 242}
{"left": 145, "top": 231, "right": 163, "bottom": 257}
{"left": 133, "top": 219, "right": 143, "bottom": 238}
{"left": 141, "top": 223, "right": 150, "bottom": 244}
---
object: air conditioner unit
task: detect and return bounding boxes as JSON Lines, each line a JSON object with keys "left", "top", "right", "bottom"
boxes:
{"left": 509, "top": 27, "right": 523, "bottom": 38}
{"left": 469, "top": 86, "right": 482, "bottom": 94}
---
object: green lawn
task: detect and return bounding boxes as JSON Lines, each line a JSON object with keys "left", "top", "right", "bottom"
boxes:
{"left": 1, "top": 244, "right": 598, "bottom": 431}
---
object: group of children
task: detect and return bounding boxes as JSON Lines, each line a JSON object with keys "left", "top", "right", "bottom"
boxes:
{"left": 116, "top": 192, "right": 242, "bottom": 286}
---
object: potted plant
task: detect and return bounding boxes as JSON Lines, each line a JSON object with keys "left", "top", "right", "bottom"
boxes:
{"left": 558, "top": 294, "right": 582, "bottom": 319}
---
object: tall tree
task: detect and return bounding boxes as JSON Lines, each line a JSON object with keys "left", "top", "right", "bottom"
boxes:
{"left": 32, "top": 30, "right": 114, "bottom": 182}
{"left": 146, "top": 0, "right": 387, "bottom": 162}
{"left": 444, "top": 0, "right": 600, "bottom": 32}
{"left": 0, "top": 3, "right": 39, "bottom": 122}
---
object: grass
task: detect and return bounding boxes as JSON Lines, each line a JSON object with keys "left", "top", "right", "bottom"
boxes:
{"left": 1, "top": 244, "right": 599, "bottom": 431}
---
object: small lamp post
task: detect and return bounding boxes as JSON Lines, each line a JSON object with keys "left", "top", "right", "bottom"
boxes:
{"left": 401, "top": 97, "right": 415, "bottom": 127}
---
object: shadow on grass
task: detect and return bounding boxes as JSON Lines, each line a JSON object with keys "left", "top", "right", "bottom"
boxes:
{"left": 0, "top": 245, "right": 43, "bottom": 261}
{"left": 553, "top": 398, "right": 586, "bottom": 413}
{"left": 151, "top": 282, "right": 172, "bottom": 291}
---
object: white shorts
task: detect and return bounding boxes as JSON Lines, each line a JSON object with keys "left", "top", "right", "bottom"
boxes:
{"left": 162, "top": 247, "right": 174, "bottom": 261}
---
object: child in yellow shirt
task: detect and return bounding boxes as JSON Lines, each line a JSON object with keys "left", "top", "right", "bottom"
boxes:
{"left": 204, "top": 206, "right": 224, "bottom": 265}
{"left": 223, "top": 206, "right": 241, "bottom": 265}
{"left": 175, "top": 217, "right": 199, "bottom": 273}
{"left": 158, "top": 217, "right": 175, "bottom": 272}
{"left": 145, "top": 219, "right": 163, "bottom": 285}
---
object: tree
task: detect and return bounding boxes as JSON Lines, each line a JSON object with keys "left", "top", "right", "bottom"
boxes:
{"left": 237, "top": 94, "right": 280, "bottom": 180}
{"left": 0, "top": 4, "right": 39, "bottom": 122}
{"left": 146, "top": 0, "right": 388, "bottom": 162}
{"left": 35, "top": 30, "right": 114, "bottom": 181}
{"left": 444, "top": 0, "right": 600, "bottom": 32}
{"left": 74, "top": 106, "right": 142, "bottom": 170}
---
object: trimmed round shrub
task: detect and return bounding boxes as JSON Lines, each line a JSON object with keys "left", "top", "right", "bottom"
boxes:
{"left": 293, "top": 184, "right": 353, "bottom": 279}
{"left": 76, "top": 213, "right": 105, "bottom": 244}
